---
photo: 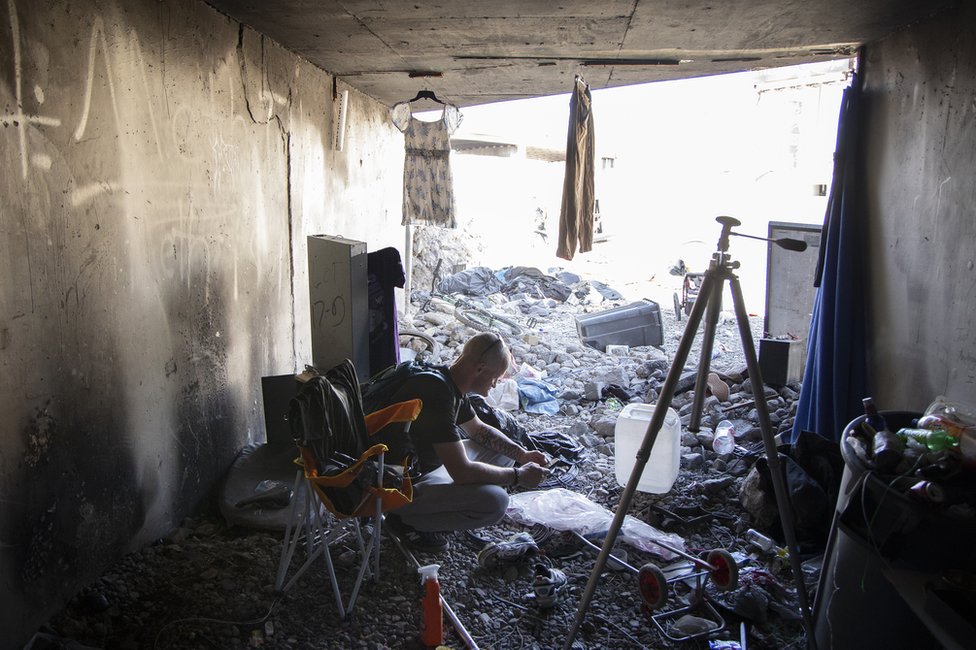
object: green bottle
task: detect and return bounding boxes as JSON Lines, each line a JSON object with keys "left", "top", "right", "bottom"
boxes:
{"left": 897, "top": 427, "right": 959, "bottom": 452}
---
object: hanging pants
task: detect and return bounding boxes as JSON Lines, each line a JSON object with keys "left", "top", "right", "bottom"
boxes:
{"left": 557, "top": 77, "right": 595, "bottom": 261}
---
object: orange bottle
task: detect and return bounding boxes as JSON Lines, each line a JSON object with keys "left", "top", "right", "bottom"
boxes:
{"left": 418, "top": 564, "right": 443, "bottom": 647}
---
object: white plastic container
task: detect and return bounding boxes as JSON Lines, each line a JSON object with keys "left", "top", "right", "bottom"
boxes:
{"left": 614, "top": 403, "right": 681, "bottom": 493}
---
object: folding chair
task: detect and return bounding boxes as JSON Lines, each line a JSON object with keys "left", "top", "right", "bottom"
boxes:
{"left": 274, "top": 359, "right": 422, "bottom": 619}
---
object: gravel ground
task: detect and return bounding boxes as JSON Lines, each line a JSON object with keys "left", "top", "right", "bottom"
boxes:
{"left": 41, "top": 273, "right": 812, "bottom": 650}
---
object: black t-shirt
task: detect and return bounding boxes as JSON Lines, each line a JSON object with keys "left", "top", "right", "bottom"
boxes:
{"left": 388, "top": 365, "right": 474, "bottom": 475}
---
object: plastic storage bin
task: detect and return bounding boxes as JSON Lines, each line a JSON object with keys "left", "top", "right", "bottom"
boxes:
{"left": 614, "top": 403, "right": 681, "bottom": 493}
{"left": 575, "top": 300, "right": 663, "bottom": 352}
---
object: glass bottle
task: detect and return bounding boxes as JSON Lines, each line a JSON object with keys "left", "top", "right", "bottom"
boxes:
{"left": 862, "top": 397, "right": 903, "bottom": 469}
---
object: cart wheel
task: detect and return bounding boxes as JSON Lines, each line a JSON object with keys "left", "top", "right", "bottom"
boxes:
{"left": 684, "top": 298, "right": 694, "bottom": 317}
{"left": 706, "top": 549, "right": 738, "bottom": 592}
{"left": 638, "top": 563, "right": 669, "bottom": 610}
{"left": 672, "top": 292, "right": 682, "bottom": 321}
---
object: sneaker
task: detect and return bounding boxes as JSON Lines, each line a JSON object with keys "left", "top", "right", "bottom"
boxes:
{"left": 477, "top": 532, "right": 539, "bottom": 568}
{"left": 532, "top": 563, "right": 568, "bottom": 609}
{"left": 384, "top": 513, "right": 450, "bottom": 553}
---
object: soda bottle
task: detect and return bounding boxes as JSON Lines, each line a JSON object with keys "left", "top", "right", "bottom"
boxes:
{"left": 896, "top": 427, "right": 959, "bottom": 452}
{"left": 862, "top": 397, "right": 903, "bottom": 469}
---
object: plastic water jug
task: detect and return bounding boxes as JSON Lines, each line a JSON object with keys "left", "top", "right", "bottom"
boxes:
{"left": 614, "top": 403, "right": 681, "bottom": 493}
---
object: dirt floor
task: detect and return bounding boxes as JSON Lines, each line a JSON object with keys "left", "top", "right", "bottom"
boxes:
{"left": 40, "top": 267, "right": 816, "bottom": 650}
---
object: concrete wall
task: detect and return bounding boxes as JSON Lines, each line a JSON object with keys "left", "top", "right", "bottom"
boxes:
{"left": 860, "top": 2, "right": 976, "bottom": 411}
{"left": 0, "top": 0, "right": 404, "bottom": 644}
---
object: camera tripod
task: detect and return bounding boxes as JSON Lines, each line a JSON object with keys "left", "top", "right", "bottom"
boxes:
{"left": 563, "top": 216, "right": 817, "bottom": 650}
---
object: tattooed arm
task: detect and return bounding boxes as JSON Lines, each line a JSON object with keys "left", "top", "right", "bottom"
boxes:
{"left": 459, "top": 414, "right": 528, "bottom": 461}
{"left": 432, "top": 414, "right": 550, "bottom": 486}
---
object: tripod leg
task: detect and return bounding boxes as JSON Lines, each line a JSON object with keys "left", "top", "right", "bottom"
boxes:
{"left": 563, "top": 269, "right": 722, "bottom": 650}
{"left": 728, "top": 275, "right": 818, "bottom": 650}
{"left": 688, "top": 266, "right": 725, "bottom": 432}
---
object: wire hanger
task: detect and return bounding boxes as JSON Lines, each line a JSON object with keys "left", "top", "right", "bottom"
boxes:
{"left": 407, "top": 88, "right": 445, "bottom": 104}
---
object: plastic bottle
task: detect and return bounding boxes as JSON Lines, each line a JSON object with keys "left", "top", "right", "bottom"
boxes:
{"left": 862, "top": 397, "right": 903, "bottom": 469}
{"left": 418, "top": 564, "right": 443, "bottom": 647}
{"left": 922, "top": 395, "right": 976, "bottom": 467}
{"left": 961, "top": 429, "right": 976, "bottom": 468}
{"left": 744, "top": 528, "right": 776, "bottom": 552}
{"left": 713, "top": 420, "right": 735, "bottom": 455}
{"left": 896, "top": 427, "right": 958, "bottom": 452}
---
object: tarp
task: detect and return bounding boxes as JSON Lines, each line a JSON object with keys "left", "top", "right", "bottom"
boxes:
{"left": 792, "top": 72, "right": 869, "bottom": 444}
{"left": 436, "top": 266, "right": 502, "bottom": 296}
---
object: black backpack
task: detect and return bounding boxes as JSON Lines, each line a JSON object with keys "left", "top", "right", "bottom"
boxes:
{"left": 359, "top": 360, "right": 447, "bottom": 470}
{"left": 288, "top": 359, "right": 413, "bottom": 517}
{"left": 360, "top": 359, "right": 444, "bottom": 415}
{"left": 287, "top": 360, "right": 366, "bottom": 472}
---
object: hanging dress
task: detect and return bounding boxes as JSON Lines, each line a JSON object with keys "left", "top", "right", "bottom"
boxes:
{"left": 390, "top": 102, "right": 462, "bottom": 228}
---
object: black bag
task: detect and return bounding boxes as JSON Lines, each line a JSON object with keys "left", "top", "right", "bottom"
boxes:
{"left": 286, "top": 361, "right": 373, "bottom": 515}
{"left": 467, "top": 393, "right": 528, "bottom": 446}
{"left": 754, "top": 430, "right": 844, "bottom": 555}
{"left": 360, "top": 359, "right": 443, "bottom": 416}
{"left": 287, "top": 360, "right": 420, "bottom": 517}
{"left": 359, "top": 360, "right": 447, "bottom": 471}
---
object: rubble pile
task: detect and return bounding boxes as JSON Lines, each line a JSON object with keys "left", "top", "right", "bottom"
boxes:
{"left": 43, "top": 268, "right": 812, "bottom": 650}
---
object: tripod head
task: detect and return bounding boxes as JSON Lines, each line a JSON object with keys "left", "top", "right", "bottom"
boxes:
{"left": 714, "top": 215, "right": 809, "bottom": 253}
{"left": 715, "top": 216, "right": 741, "bottom": 252}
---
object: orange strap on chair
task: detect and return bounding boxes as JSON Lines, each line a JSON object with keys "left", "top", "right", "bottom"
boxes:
{"left": 292, "top": 398, "right": 423, "bottom": 519}
{"left": 364, "top": 398, "right": 423, "bottom": 433}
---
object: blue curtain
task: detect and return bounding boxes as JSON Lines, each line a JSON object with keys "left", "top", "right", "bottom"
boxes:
{"left": 791, "top": 72, "right": 869, "bottom": 443}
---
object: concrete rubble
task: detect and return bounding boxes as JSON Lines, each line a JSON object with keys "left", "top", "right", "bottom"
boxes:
{"left": 41, "top": 267, "right": 813, "bottom": 650}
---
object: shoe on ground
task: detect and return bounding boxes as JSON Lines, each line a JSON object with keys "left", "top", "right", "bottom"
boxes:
{"left": 477, "top": 531, "right": 539, "bottom": 568}
{"left": 384, "top": 513, "right": 450, "bottom": 553}
{"left": 532, "top": 563, "right": 568, "bottom": 609}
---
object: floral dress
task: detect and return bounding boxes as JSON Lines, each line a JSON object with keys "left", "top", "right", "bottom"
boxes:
{"left": 390, "top": 102, "right": 462, "bottom": 228}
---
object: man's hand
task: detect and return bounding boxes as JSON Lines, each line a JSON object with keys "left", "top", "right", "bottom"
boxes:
{"left": 519, "top": 449, "right": 551, "bottom": 467}
{"left": 515, "top": 462, "right": 549, "bottom": 488}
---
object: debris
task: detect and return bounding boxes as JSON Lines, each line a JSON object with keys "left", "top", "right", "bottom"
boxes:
{"left": 45, "top": 266, "right": 809, "bottom": 649}
{"left": 671, "top": 614, "right": 719, "bottom": 635}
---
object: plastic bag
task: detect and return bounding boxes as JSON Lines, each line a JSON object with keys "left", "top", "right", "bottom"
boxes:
{"left": 506, "top": 488, "right": 686, "bottom": 560}
{"left": 487, "top": 378, "right": 520, "bottom": 411}
{"left": 516, "top": 362, "right": 546, "bottom": 380}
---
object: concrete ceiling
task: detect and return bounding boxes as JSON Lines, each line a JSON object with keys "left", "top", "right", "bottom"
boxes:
{"left": 204, "top": 1, "right": 955, "bottom": 108}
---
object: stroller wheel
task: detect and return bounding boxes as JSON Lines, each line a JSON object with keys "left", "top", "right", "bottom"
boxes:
{"left": 706, "top": 549, "right": 738, "bottom": 592}
{"left": 638, "top": 562, "right": 669, "bottom": 610}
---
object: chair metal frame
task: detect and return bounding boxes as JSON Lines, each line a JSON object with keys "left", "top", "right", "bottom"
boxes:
{"left": 274, "top": 396, "right": 422, "bottom": 619}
